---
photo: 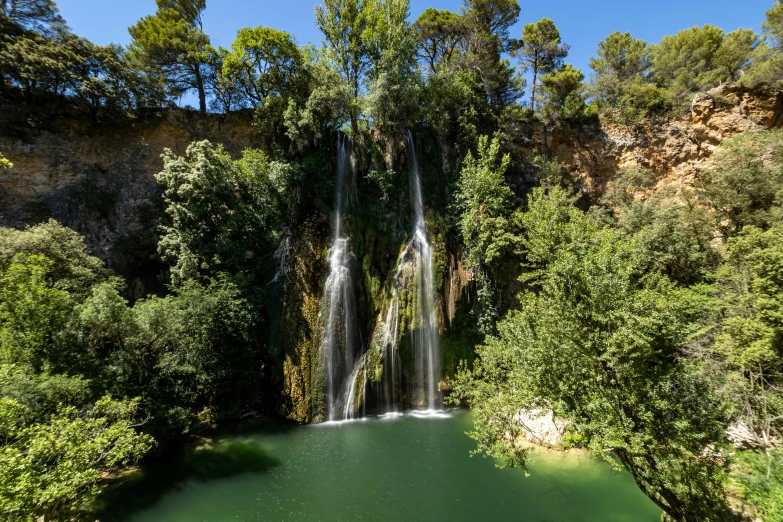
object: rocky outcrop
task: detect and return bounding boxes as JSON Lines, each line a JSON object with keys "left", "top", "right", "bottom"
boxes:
{"left": 548, "top": 85, "right": 783, "bottom": 193}
{"left": 514, "top": 409, "right": 569, "bottom": 448}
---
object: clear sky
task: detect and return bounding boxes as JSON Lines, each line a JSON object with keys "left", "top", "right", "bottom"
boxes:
{"left": 55, "top": 0, "right": 772, "bottom": 105}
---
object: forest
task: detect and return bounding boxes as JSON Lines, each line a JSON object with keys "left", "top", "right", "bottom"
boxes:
{"left": 1, "top": 0, "right": 783, "bottom": 520}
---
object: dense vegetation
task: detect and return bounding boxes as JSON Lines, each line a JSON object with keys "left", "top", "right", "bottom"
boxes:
{"left": 2, "top": 0, "right": 783, "bottom": 521}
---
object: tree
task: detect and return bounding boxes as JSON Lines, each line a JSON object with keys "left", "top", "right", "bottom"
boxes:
{"left": 452, "top": 186, "right": 730, "bottom": 521}
{"left": 0, "top": 396, "right": 153, "bottom": 522}
{"left": 0, "top": 254, "right": 71, "bottom": 373}
{"left": 709, "top": 225, "right": 783, "bottom": 446}
{"left": 588, "top": 31, "right": 650, "bottom": 109}
{"left": 156, "top": 141, "right": 298, "bottom": 287}
{"left": 462, "top": 0, "right": 519, "bottom": 50}
{"left": 223, "top": 27, "right": 304, "bottom": 108}
{"left": 650, "top": 25, "right": 725, "bottom": 97}
{"left": 361, "top": 0, "right": 420, "bottom": 127}
{"left": 128, "top": 0, "right": 210, "bottom": 113}
{"left": 0, "top": 0, "right": 64, "bottom": 35}
{"left": 0, "top": 220, "right": 115, "bottom": 298}
{"left": 413, "top": 8, "right": 466, "bottom": 73}
{"left": 539, "top": 63, "right": 591, "bottom": 123}
{"left": 697, "top": 130, "right": 783, "bottom": 236}
{"left": 455, "top": 134, "right": 521, "bottom": 331}
{"left": 714, "top": 29, "right": 760, "bottom": 82}
{"left": 763, "top": 0, "right": 783, "bottom": 50}
{"left": 516, "top": 18, "right": 568, "bottom": 111}
{"left": 460, "top": 0, "right": 524, "bottom": 113}
{"left": 315, "top": 0, "right": 375, "bottom": 133}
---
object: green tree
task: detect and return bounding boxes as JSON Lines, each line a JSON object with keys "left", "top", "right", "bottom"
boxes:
{"left": 697, "top": 130, "right": 783, "bottom": 236}
{"left": 0, "top": 0, "right": 64, "bottom": 34}
{"left": 223, "top": 27, "right": 305, "bottom": 108}
{"left": 0, "top": 254, "right": 71, "bottom": 373}
{"left": 361, "top": 0, "right": 420, "bottom": 127}
{"left": 0, "top": 396, "right": 153, "bottom": 522}
{"left": 650, "top": 25, "right": 736, "bottom": 99}
{"left": 516, "top": 18, "right": 569, "bottom": 111}
{"left": 539, "top": 63, "right": 591, "bottom": 123}
{"left": 764, "top": 0, "right": 783, "bottom": 50}
{"left": 461, "top": 0, "right": 524, "bottom": 112}
{"left": 452, "top": 186, "right": 730, "bottom": 521}
{"left": 0, "top": 220, "right": 115, "bottom": 298}
{"left": 315, "top": 0, "right": 376, "bottom": 133}
{"left": 128, "top": 0, "right": 210, "bottom": 113}
{"left": 588, "top": 31, "right": 650, "bottom": 109}
{"left": 602, "top": 169, "right": 718, "bottom": 284}
{"left": 156, "top": 141, "right": 298, "bottom": 287}
{"left": 455, "top": 134, "right": 521, "bottom": 331}
{"left": 714, "top": 29, "right": 760, "bottom": 82}
{"left": 413, "top": 8, "right": 466, "bottom": 73}
{"left": 707, "top": 225, "right": 783, "bottom": 445}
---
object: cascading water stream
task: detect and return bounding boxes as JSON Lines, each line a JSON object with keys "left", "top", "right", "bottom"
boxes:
{"left": 319, "top": 135, "right": 361, "bottom": 421}
{"left": 374, "top": 132, "right": 442, "bottom": 411}
{"left": 406, "top": 130, "right": 442, "bottom": 410}
{"left": 322, "top": 131, "right": 442, "bottom": 421}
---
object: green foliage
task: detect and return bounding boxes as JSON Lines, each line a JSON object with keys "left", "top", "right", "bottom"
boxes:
{"left": 0, "top": 220, "right": 115, "bottom": 298}
{"left": 223, "top": 27, "right": 305, "bottom": 110}
{"left": 0, "top": 254, "right": 71, "bottom": 372}
{"left": 0, "top": 153, "right": 11, "bottom": 169}
{"left": 156, "top": 140, "right": 298, "bottom": 287}
{"left": 589, "top": 31, "right": 650, "bottom": 84}
{"left": 764, "top": 0, "right": 783, "bottom": 50}
{"left": 128, "top": 0, "right": 210, "bottom": 112}
{"left": 0, "top": 395, "right": 153, "bottom": 522}
{"left": 697, "top": 130, "right": 783, "bottom": 236}
{"left": 734, "top": 448, "right": 783, "bottom": 522}
{"left": 516, "top": 18, "right": 569, "bottom": 111}
{"left": 455, "top": 134, "right": 520, "bottom": 276}
{"left": 650, "top": 25, "right": 761, "bottom": 103}
{"left": 602, "top": 169, "right": 718, "bottom": 285}
{"left": 414, "top": 8, "right": 466, "bottom": 72}
{"left": 453, "top": 186, "right": 730, "bottom": 521}
{"left": 455, "top": 134, "right": 521, "bottom": 332}
{"left": 539, "top": 63, "right": 594, "bottom": 124}
{"left": 0, "top": 0, "right": 64, "bottom": 35}
{"left": 0, "top": 364, "right": 90, "bottom": 425}
{"left": 315, "top": 0, "right": 376, "bottom": 131}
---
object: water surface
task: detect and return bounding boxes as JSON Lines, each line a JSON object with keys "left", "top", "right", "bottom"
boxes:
{"left": 102, "top": 409, "right": 661, "bottom": 522}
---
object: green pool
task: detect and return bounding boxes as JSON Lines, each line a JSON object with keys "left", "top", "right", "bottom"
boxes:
{"left": 95, "top": 409, "right": 661, "bottom": 521}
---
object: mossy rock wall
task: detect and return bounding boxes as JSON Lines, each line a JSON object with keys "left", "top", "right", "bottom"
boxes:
{"left": 278, "top": 223, "right": 328, "bottom": 423}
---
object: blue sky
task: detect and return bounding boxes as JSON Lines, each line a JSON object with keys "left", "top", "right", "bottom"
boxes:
{"left": 56, "top": 0, "right": 772, "bottom": 106}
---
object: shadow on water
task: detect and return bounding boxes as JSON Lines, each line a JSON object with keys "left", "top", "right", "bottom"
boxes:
{"left": 85, "top": 418, "right": 295, "bottom": 521}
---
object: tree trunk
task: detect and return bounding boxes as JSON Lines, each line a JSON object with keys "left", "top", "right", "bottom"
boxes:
{"left": 195, "top": 65, "right": 206, "bottom": 114}
{"left": 530, "top": 66, "right": 538, "bottom": 112}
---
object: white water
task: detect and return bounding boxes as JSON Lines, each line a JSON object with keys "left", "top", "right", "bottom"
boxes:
{"left": 319, "top": 135, "right": 361, "bottom": 421}
{"left": 374, "top": 132, "right": 442, "bottom": 410}
{"left": 406, "top": 130, "right": 442, "bottom": 410}
{"left": 322, "top": 132, "right": 442, "bottom": 421}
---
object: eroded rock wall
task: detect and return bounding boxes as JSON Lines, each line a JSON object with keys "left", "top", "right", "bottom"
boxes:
{"left": 548, "top": 85, "right": 783, "bottom": 193}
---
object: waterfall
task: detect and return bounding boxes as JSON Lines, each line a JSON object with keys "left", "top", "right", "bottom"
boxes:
{"left": 406, "top": 130, "right": 442, "bottom": 410}
{"left": 319, "top": 135, "right": 361, "bottom": 421}
{"left": 374, "top": 132, "right": 442, "bottom": 411}
{"left": 320, "top": 131, "right": 442, "bottom": 421}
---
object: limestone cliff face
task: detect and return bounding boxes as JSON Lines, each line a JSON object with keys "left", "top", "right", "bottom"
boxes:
{"left": 548, "top": 85, "right": 783, "bottom": 193}
{"left": 0, "top": 109, "right": 259, "bottom": 295}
